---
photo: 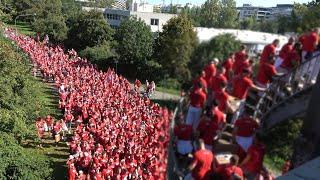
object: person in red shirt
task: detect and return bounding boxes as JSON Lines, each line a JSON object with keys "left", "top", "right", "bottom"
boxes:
{"left": 186, "top": 82, "right": 207, "bottom": 130}
{"left": 203, "top": 59, "right": 219, "bottom": 85}
{"left": 275, "top": 37, "right": 295, "bottom": 69}
{"left": 256, "top": 55, "right": 283, "bottom": 88}
{"left": 233, "top": 50, "right": 251, "bottom": 76}
{"left": 240, "top": 134, "right": 266, "bottom": 180}
{"left": 231, "top": 69, "right": 265, "bottom": 123}
{"left": 185, "top": 139, "right": 215, "bottom": 180}
{"left": 196, "top": 110, "right": 219, "bottom": 151}
{"left": 279, "top": 43, "right": 302, "bottom": 74}
{"left": 53, "top": 120, "right": 62, "bottom": 146}
{"left": 219, "top": 155, "right": 244, "bottom": 180}
{"left": 232, "top": 69, "right": 265, "bottom": 100}
{"left": 222, "top": 53, "right": 235, "bottom": 80}
{"left": 214, "top": 81, "right": 233, "bottom": 114}
{"left": 134, "top": 79, "right": 141, "bottom": 91}
{"left": 234, "top": 45, "right": 247, "bottom": 66}
{"left": 68, "top": 163, "right": 77, "bottom": 180}
{"left": 259, "top": 39, "right": 279, "bottom": 65}
{"left": 210, "top": 66, "right": 227, "bottom": 96}
{"left": 174, "top": 118, "right": 193, "bottom": 155}
{"left": 193, "top": 70, "right": 208, "bottom": 92}
{"left": 211, "top": 105, "right": 226, "bottom": 130}
{"left": 233, "top": 110, "right": 260, "bottom": 152}
{"left": 300, "top": 29, "right": 319, "bottom": 62}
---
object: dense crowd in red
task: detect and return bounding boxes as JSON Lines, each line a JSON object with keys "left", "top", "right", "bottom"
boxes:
{"left": 5, "top": 29, "right": 171, "bottom": 179}
{"left": 175, "top": 28, "right": 319, "bottom": 180}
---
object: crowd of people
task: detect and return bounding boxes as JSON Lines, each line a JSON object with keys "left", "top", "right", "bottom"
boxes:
{"left": 175, "top": 28, "right": 320, "bottom": 180}
{"left": 5, "top": 28, "right": 171, "bottom": 179}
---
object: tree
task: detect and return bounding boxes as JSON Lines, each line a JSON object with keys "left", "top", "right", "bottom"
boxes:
{"left": 189, "top": 34, "right": 241, "bottom": 77}
{"left": 199, "top": 0, "right": 221, "bottom": 27}
{"left": 79, "top": 42, "right": 116, "bottom": 70}
{"left": 155, "top": 14, "right": 198, "bottom": 82}
{"left": 219, "top": 0, "right": 238, "bottom": 28}
{"left": 65, "top": 10, "right": 114, "bottom": 51}
{"left": 115, "top": 17, "right": 153, "bottom": 66}
{"left": 33, "top": 14, "right": 68, "bottom": 43}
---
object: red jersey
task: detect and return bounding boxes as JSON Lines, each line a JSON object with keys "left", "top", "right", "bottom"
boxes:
{"left": 234, "top": 117, "right": 259, "bottom": 137}
{"left": 235, "top": 51, "right": 246, "bottom": 64}
{"left": 190, "top": 88, "right": 207, "bottom": 108}
{"left": 256, "top": 63, "right": 277, "bottom": 85}
{"left": 174, "top": 124, "right": 193, "bottom": 141}
{"left": 232, "top": 75, "right": 254, "bottom": 100}
{"left": 215, "top": 90, "right": 229, "bottom": 112}
{"left": 220, "top": 164, "right": 244, "bottom": 180}
{"left": 212, "top": 106, "right": 225, "bottom": 127}
{"left": 279, "top": 42, "right": 293, "bottom": 59}
{"left": 222, "top": 58, "right": 233, "bottom": 80}
{"left": 192, "top": 149, "right": 214, "bottom": 180}
{"left": 203, "top": 64, "right": 216, "bottom": 84}
{"left": 233, "top": 59, "right": 250, "bottom": 76}
{"left": 193, "top": 76, "right": 208, "bottom": 90}
{"left": 301, "top": 32, "right": 318, "bottom": 52}
{"left": 260, "top": 44, "right": 276, "bottom": 64}
{"left": 280, "top": 50, "right": 301, "bottom": 70}
{"left": 210, "top": 74, "right": 227, "bottom": 93}
{"left": 197, "top": 120, "right": 219, "bottom": 145}
{"left": 242, "top": 143, "right": 266, "bottom": 174}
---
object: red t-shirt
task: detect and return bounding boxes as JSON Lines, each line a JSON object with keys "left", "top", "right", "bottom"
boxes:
{"left": 235, "top": 51, "right": 246, "bottom": 64}
{"left": 222, "top": 58, "right": 233, "bottom": 80}
{"left": 210, "top": 74, "right": 227, "bottom": 93}
{"left": 193, "top": 76, "right": 208, "bottom": 89}
{"left": 220, "top": 165, "right": 244, "bottom": 180}
{"left": 302, "top": 32, "right": 318, "bottom": 52}
{"left": 232, "top": 75, "right": 254, "bottom": 100}
{"left": 260, "top": 44, "right": 276, "bottom": 64}
{"left": 197, "top": 120, "right": 219, "bottom": 145}
{"left": 233, "top": 59, "right": 250, "bottom": 76}
{"left": 215, "top": 90, "right": 229, "bottom": 112}
{"left": 280, "top": 50, "right": 301, "bottom": 70}
{"left": 234, "top": 117, "right": 259, "bottom": 137}
{"left": 279, "top": 43, "right": 293, "bottom": 59}
{"left": 190, "top": 88, "right": 207, "bottom": 108}
{"left": 174, "top": 124, "right": 193, "bottom": 141}
{"left": 212, "top": 106, "right": 225, "bottom": 127}
{"left": 242, "top": 143, "right": 266, "bottom": 174}
{"left": 204, "top": 64, "right": 216, "bottom": 85}
{"left": 256, "top": 63, "right": 277, "bottom": 85}
{"left": 192, "top": 149, "right": 214, "bottom": 180}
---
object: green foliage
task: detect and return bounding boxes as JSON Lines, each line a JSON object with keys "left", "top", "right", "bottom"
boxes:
{"left": 158, "top": 78, "right": 181, "bottom": 90}
{"left": 115, "top": 17, "right": 153, "bottom": 65}
{"left": 155, "top": 14, "right": 198, "bottom": 83}
{"left": 0, "top": 132, "right": 52, "bottom": 179}
{"left": 189, "top": 34, "right": 241, "bottom": 76}
{"left": 262, "top": 119, "right": 303, "bottom": 171}
{"left": 79, "top": 42, "right": 116, "bottom": 70}
{"left": 199, "top": 0, "right": 221, "bottom": 27}
{"left": 65, "top": 10, "right": 114, "bottom": 51}
{"left": 0, "top": 33, "right": 54, "bottom": 179}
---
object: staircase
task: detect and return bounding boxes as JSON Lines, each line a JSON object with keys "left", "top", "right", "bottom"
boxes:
{"left": 245, "top": 52, "right": 320, "bottom": 129}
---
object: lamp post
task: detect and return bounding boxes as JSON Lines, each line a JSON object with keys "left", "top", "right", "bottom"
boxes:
{"left": 14, "top": 13, "right": 36, "bottom": 34}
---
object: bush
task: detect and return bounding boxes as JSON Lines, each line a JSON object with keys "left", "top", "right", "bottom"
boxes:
{"left": 158, "top": 78, "right": 181, "bottom": 90}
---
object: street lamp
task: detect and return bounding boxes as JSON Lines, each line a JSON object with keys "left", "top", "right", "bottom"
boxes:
{"left": 14, "top": 13, "right": 37, "bottom": 34}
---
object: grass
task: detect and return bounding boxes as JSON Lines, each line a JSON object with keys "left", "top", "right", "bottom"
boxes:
{"left": 156, "top": 86, "right": 180, "bottom": 96}
{"left": 7, "top": 21, "right": 35, "bottom": 36}
{"left": 5, "top": 32, "right": 67, "bottom": 179}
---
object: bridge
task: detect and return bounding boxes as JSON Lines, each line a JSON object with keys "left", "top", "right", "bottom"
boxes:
{"left": 167, "top": 53, "right": 320, "bottom": 179}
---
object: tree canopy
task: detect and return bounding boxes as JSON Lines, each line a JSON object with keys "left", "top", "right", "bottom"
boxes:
{"left": 155, "top": 14, "right": 198, "bottom": 82}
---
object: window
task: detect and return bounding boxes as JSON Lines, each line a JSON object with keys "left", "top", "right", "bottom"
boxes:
{"left": 150, "top": 19, "right": 159, "bottom": 26}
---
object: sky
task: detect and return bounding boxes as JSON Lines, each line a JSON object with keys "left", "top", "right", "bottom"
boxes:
{"left": 148, "top": 0, "right": 312, "bottom": 6}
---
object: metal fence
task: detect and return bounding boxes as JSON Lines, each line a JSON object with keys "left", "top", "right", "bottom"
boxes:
{"left": 253, "top": 52, "right": 320, "bottom": 127}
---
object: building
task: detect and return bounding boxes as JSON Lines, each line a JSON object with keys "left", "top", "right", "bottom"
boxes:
{"left": 195, "top": 27, "right": 289, "bottom": 56}
{"left": 237, "top": 4, "right": 272, "bottom": 21}
{"left": 237, "top": 4, "right": 294, "bottom": 21}
{"left": 104, "top": 2, "right": 176, "bottom": 32}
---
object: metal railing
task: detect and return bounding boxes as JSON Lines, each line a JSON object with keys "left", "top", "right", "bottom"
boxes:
{"left": 252, "top": 52, "right": 320, "bottom": 127}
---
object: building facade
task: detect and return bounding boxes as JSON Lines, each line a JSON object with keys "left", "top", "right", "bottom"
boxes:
{"left": 104, "top": 4, "right": 176, "bottom": 32}
{"left": 237, "top": 4, "right": 294, "bottom": 21}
